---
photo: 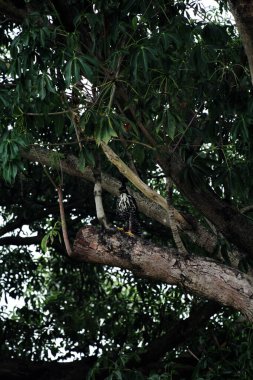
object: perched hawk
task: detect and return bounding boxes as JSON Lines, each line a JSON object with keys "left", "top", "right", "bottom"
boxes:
{"left": 116, "top": 182, "right": 140, "bottom": 236}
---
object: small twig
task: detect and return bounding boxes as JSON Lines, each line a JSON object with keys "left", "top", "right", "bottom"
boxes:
{"left": 166, "top": 177, "right": 188, "bottom": 256}
{"left": 29, "top": 138, "right": 154, "bottom": 149}
{"left": 172, "top": 103, "right": 203, "bottom": 153}
{"left": 108, "top": 83, "right": 116, "bottom": 112}
{"left": 93, "top": 155, "right": 110, "bottom": 229}
{"left": 70, "top": 110, "right": 82, "bottom": 151}
{"left": 25, "top": 109, "right": 76, "bottom": 116}
{"left": 187, "top": 349, "right": 200, "bottom": 362}
{"left": 57, "top": 186, "right": 73, "bottom": 257}
{"left": 241, "top": 205, "right": 253, "bottom": 214}
{"left": 107, "top": 55, "right": 123, "bottom": 113}
{"left": 34, "top": 148, "right": 72, "bottom": 256}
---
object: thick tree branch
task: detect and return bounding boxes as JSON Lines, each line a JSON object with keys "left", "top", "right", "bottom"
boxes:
{"left": 229, "top": 0, "right": 253, "bottom": 85}
{"left": 22, "top": 146, "right": 247, "bottom": 269}
{"left": 0, "top": 217, "right": 26, "bottom": 237}
{"left": 73, "top": 226, "right": 253, "bottom": 321}
{"left": 20, "top": 146, "right": 222, "bottom": 254}
{"left": 0, "top": 235, "right": 43, "bottom": 246}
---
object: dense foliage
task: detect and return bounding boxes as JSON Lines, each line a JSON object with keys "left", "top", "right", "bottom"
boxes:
{"left": 1, "top": 0, "right": 253, "bottom": 379}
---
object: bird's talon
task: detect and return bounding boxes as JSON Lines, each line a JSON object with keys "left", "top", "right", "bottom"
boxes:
{"left": 125, "top": 231, "right": 135, "bottom": 237}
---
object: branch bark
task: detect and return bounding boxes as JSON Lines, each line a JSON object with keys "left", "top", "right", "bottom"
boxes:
{"left": 73, "top": 226, "right": 253, "bottom": 321}
{"left": 229, "top": 0, "right": 253, "bottom": 85}
{"left": 57, "top": 186, "right": 73, "bottom": 257}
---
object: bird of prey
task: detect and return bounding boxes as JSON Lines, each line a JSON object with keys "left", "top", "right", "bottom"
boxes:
{"left": 116, "top": 180, "right": 140, "bottom": 236}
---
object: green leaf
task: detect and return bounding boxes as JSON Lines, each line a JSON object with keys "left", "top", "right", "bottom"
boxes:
{"left": 73, "top": 58, "right": 80, "bottom": 82}
{"left": 65, "top": 60, "right": 73, "bottom": 87}
{"left": 166, "top": 110, "right": 176, "bottom": 140}
{"left": 41, "top": 234, "right": 49, "bottom": 253}
{"left": 77, "top": 151, "right": 86, "bottom": 172}
{"left": 53, "top": 114, "right": 64, "bottom": 136}
{"left": 132, "top": 145, "right": 145, "bottom": 164}
{"left": 132, "top": 16, "right": 138, "bottom": 31}
{"left": 83, "top": 146, "right": 95, "bottom": 167}
{"left": 78, "top": 57, "right": 93, "bottom": 81}
{"left": 0, "top": 92, "right": 9, "bottom": 106}
{"left": 44, "top": 75, "right": 55, "bottom": 93}
{"left": 39, "top": 76, "right": 46, "bottom": 100}
{"left": 39, "top": 28, "right": 45, "bottom": 47}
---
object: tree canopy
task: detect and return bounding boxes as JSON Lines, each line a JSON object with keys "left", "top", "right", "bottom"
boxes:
{"left": 1, "top": 0, "right": 253, "bottom": 379}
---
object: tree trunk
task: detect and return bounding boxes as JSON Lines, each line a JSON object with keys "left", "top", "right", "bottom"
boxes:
{"left": 229, "top": 0, "right": 253, "bottom": 85}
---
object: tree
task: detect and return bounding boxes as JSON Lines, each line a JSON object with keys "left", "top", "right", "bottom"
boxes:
{"left": 1, "top": 0, "right": 253, "bottom": 378}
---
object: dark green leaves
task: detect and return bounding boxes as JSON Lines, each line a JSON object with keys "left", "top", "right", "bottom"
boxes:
{"left": 0, "top": 131, "right": 27, "bottom": 183}
{"left": 0, "top": 1, "right": 253, "bottom": 378}
{"left": 131, "top": 45, "right": 158, "bottom": 82}
{"left": 94, "top": 114, "right": 118, "bottom": 145}
{"left": 64, "top": 56, "right": 94, "bottom": 86}
{"left": 163, "top": 109, "right": 177, "bottom": 140}
{"left": 38, "top": 74, "right": 56, "bottom": 100}
{"left": 41, "top": 221, "right": 61, "bottom": 253}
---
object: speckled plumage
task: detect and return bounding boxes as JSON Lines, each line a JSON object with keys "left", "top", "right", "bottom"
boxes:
{"left": 116, "top": 185, "right": 140, "bottom": 235}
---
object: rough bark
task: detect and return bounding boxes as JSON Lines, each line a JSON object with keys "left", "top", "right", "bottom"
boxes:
{"left": 57, "top": 186, "right": 73, "bottom": 257}
{"left": 73, "top": 226, "right": 253, "bottom": 321}
{"left": 229, "top": 0, "right": 253, "bottom": 85}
